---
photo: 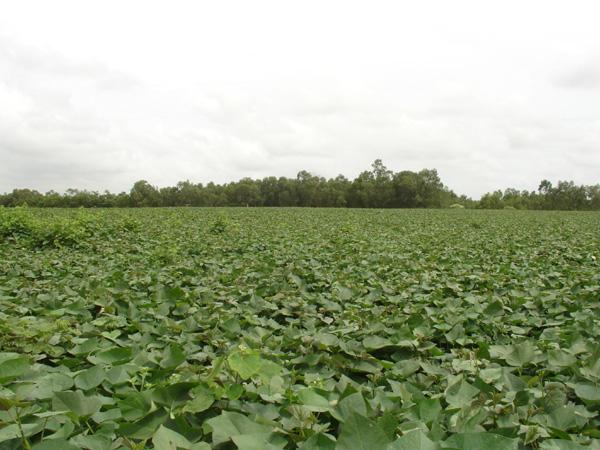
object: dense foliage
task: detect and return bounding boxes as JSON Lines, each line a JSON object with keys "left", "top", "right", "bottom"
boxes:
{"left": 478, "top": 181, "right": 600, "bottom": 211}
{"left": 1, "top": 207, "right": 599, "bottom": 449}
{"left": 0, "top": 160, "right": 462, "bottom": 209}
{"left": 2, "top": 161, "right": 599, "bottom": 210}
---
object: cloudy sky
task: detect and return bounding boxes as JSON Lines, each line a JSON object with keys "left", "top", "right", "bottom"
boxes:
{"left": 1, "top": 1, "right": 599, "bottom": 198}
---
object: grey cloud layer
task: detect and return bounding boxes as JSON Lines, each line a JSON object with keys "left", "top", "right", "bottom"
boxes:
{"left": 557, "top": 60, "right": 600, "bottom": 90}
{"left": 1, "top": 30, "right": 599, "bottom": 198}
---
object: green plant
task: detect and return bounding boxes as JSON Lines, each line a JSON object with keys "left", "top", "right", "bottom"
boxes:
{"left": 0, "top": 208, "right": 599, "bottom": 448}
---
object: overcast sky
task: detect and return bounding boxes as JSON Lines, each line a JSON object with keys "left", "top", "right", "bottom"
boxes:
{"left": 1, "top": 1, "right": 599, "bottom": 198}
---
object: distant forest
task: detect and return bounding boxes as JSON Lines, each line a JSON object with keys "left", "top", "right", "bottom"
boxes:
{"left": 1, "top": 160, "right": 599, "bottom": 210}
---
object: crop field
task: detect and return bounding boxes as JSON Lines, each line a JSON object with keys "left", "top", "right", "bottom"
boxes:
{"left": 0, "top": 207, "right": 599, "bottom": 450}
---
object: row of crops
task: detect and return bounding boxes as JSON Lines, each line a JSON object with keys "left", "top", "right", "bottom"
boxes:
{"left": 0, "top": 207, "right": 599, "bottom": 449}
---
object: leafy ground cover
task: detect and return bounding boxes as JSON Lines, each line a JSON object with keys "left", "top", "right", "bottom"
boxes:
{"left": 0, "top": 207, "right": 599, "bottom": 449}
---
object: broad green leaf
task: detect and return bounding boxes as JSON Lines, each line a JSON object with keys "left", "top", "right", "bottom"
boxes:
{"left": 387, "top": 430, "right": 439, "bottom": 450}
{"left": 32, "top": 439, "right": 80, "bottom": 450}
{"left": 445, "top": 324, "right": 465, "bottom": 343}
{"left": 543, "top": 384, "right": 567, "bottom": 412}
{"left": 442, "top": 432, "right": 518, "bottom": 450}
{"left": 416, "top": 398, "right": 442, "bottom": 422}
{"left": 204, "top": 411, "right": 272, "bottom": 446}
{"left": 88, "top": 347, "right": 132, "bottom": 365}
{"left": 53, "top": 390, "right": 103, "bottom": 417}
{"left": 43, "top": 420, "right": 74, "bottom": 440}
{"left": 298, "top": 433, "right": 336, "bottom": 450}
{"left": 547, "top": 349, "right": 577, "bottom": 368}
{"left": 297, "top": 388, "right": 331, "bottom": 412}
{"left": 228, "top": 349, "right": 263, "bottom": 380}
{"left": 545, "top": 405, "right": 578, "bottom": 430}
{"left": 377, "top": 412, "right": 399, "bottom": 440}
{"left": 224, "top": 383, "right": 242, "bottom": 401}
{"left": 333, "top": 392, "right": 368, "bottom": 422}
{"left": 118, "top": 408, "right": 168, "bottom": 440}
{"left": 105, "top": 364, "right": 130, "bottom": 385}
{"left": 70, "top": 434, "right": 112, "bottom": 450}
{"left": 152, "top": 425, "right": 191, "bottom": 450}
{"left": 483, "top": 300, "right": 504, "bottom": 316}
{"left": 314, "top": 333, "right": 339, "bottom": 348}
{"left": 160, "top": 344, "right": 186, "bottom": 369}
{"left": 183, "top": 384, "right": 215, "bottom": 413}
{"left": 336, "top": 412, "right": 392, "bottom": 450}
{"left": 505, "top": 341, "right": 544, "bottom": 367}
{"left": 363, "top": 336, "right": 393, "bottom": 350}
{"left": 445, "top": 379, "right": 479, "bottom": 408}
{"left": 91, "top": 407, "right": 122, "bottom": 424}
{"left": 571, "top": 383, "right": 600, "bottom": 402}
{"left": 152, "top": 382, "right": 195, "bottom": 407}
{"left": 118, "top": 391, "right": 152, "bottom": 421}
{"left": 0, "top": 422, "right": 44, "bottom": 443}
{"left": 539, "top": 440, "right": 588, "bottom": 450}
{"left": 69, "top": 338, "right": 100, "bottom": 355}
{"left": 257, "top": 359, "right": 283, "bottom": 383}
{"left": 27, "top": 373, "right": 74, "bottom": 400}
{"left": 0, "top": 354, "right": 29, "bottom": 380}
{"left": 74, "top": 366, "right": 106, "bottom": 390}
{"left": 231, "top": 432, "right": 287, "bottom": 450}
{"left": 190, "top": 444, "right": 211, "bottom": 450}
{"left": 157, "top": 285, "right": 186, "bottom": 302}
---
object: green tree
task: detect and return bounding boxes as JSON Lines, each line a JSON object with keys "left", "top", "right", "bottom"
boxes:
{"left": 130, "top": 180, "right": 160, "bottom": 207}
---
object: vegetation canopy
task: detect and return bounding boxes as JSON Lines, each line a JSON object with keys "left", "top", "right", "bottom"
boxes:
{"left": 0, "top": 207, "right": 599, "bottom": 449}
{"left": 2, "top": 160, "right": 599, "bottom": 210}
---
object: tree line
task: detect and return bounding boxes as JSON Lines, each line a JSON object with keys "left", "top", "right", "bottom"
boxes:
{"left": 1, "top": 160, "right": 599, "bottom": 210}
{"left": 478, "top": 180, "right": 600, "bottom": 210}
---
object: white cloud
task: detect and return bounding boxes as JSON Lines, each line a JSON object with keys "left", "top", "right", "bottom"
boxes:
{"left": 557, "top": 63, "right": 600, "bottom": 90}
{"left": 1, "top": 1, "right": 600, "bottom": 198}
